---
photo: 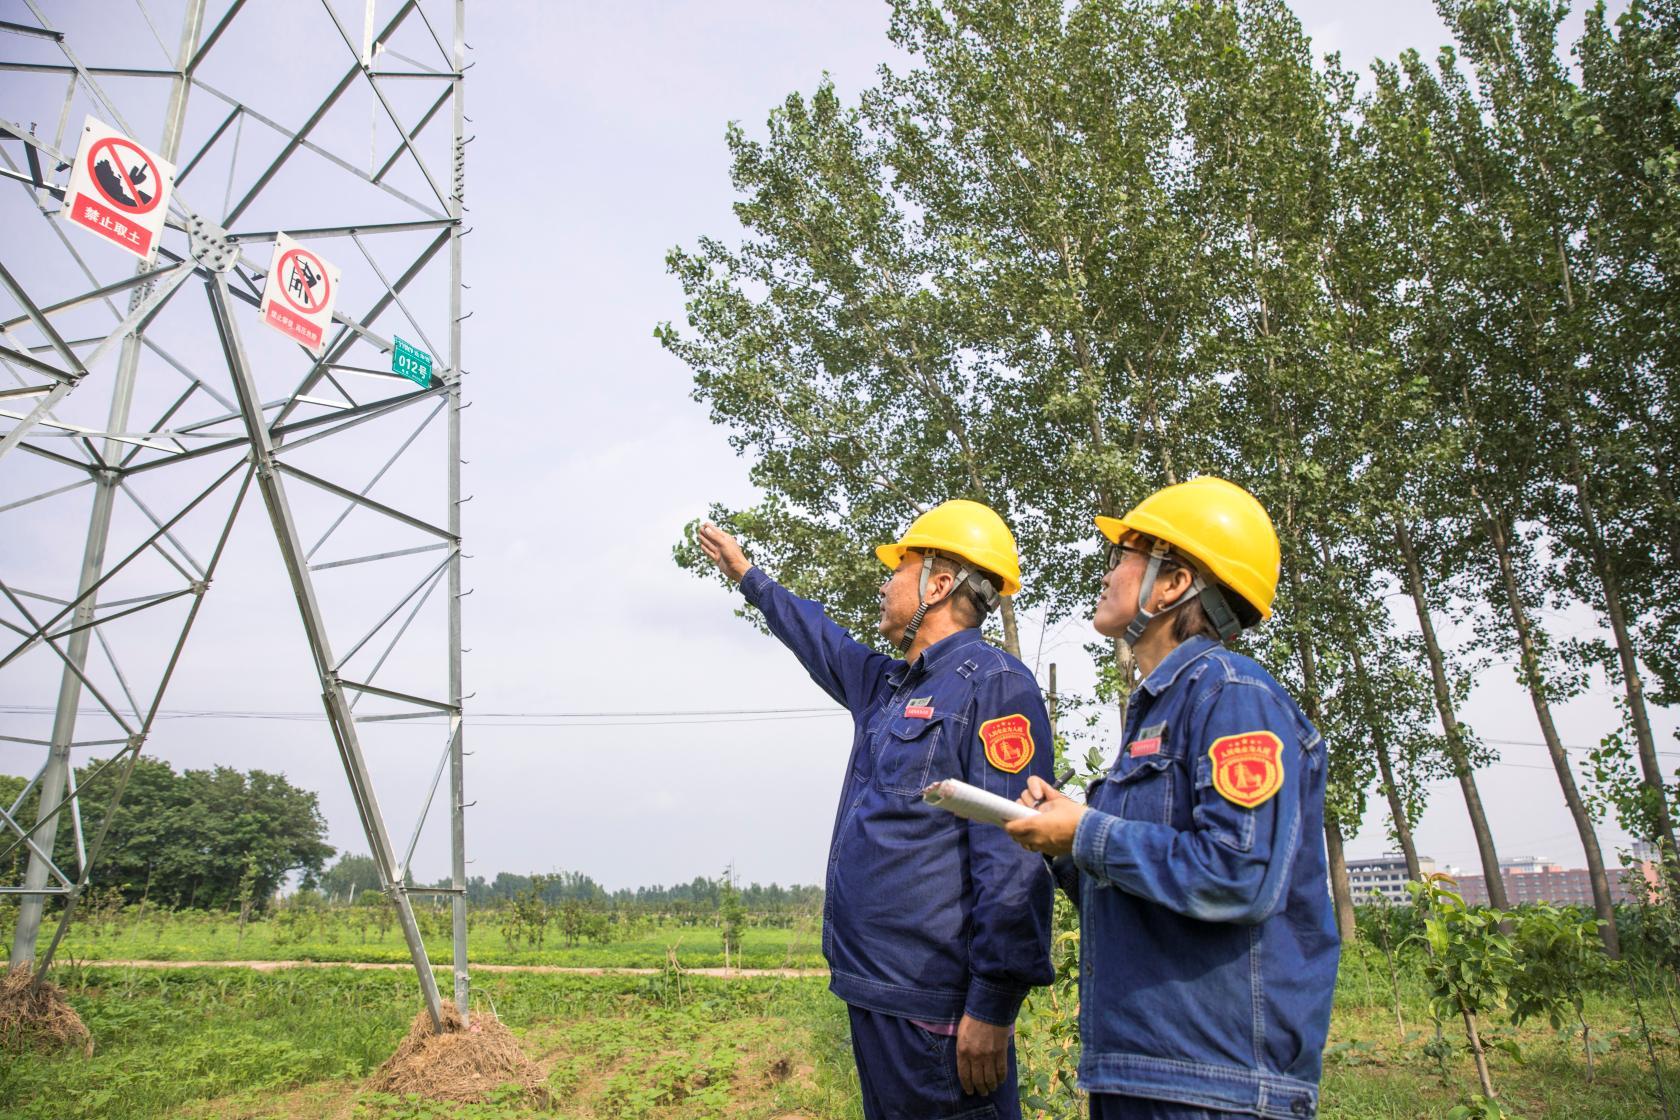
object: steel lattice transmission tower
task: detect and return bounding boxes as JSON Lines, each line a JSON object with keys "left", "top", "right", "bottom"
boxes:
{"left": 1, "top": 0, "right": 471, "bottom": 1030}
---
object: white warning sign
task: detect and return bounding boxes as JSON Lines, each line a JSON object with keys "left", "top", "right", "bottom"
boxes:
{"left": 259, "top": 233, "right": 341, "bottom": 355}
{"left": 61, "top": 117, "right": 175, "bottom": 262}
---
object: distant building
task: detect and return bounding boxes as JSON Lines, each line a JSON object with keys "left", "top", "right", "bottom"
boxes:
{"left": 1454, "top": 854, "right": 1657, "bottom": 907}
{"left": 1346, "top": 854, "right": 1438, "bottom": 904}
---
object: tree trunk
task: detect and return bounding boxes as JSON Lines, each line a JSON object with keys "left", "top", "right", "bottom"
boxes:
{"left": 1284, "top": 566, "right": 1356, "bottom": 941}
{"left": 1324, "top": 815, "right": 1357, "bottom": 943}
{"left": 1068, "top": 371, "right": 1133, "bottom": 734}
{"left": 1568, "top": 464, "right": 1679, "bottom": 861}
{"left": 1462, "top": 1004, "right": 1497, "bottom": 1099}
{"left": 1348, "top": 641, "right": 1423, "bottom": 884}
{"left": 1627, "top": 967, "right": 1678, "bottom": 1120}
{"left": 1549, "top": 234, "right": 1679, "bottom": 860}
{"left": 1047, "top": 663, "right": 1058, "bottom": 742}
{"left": 1478, "top": 497, "right": 1619, "bottom": 954}
{"left": 1114, "top": 636, "right": 1135, "bottom": 731}
{"left": 998, "top": 597, "right": 1022, "bottom": 660}
{"left": 1393, "top": 520, "right": 1509, "bottom": 910}
{"left": 1311, "top": 534, "right": 1424, "bottom": 882}
{"left": 1303, "top": 533, "right": 1411, "bottom": 893}
{"left": 1382, "top": 941, "right": 1406, "bottom": 1038}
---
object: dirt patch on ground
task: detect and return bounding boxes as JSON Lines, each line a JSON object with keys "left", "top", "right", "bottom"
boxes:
{"left": 540, "top": 1044, "right": 629, "bottom": 1107}
{"left": 0, "top": 963, "right": 91, "bottom": 1056}
{"left": 366, "top": 1002, "right": 550, "bottom": 1105}
{"left": 177, "top": 1081, "right": 358, "bottom": 1120}
{"left": 726, "top": 1033, "right": 822, "bottom": 1117}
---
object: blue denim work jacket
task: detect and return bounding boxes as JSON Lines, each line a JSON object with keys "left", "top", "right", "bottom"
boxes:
{"left": 1060, "top": 636, "right": 1338, "bottom": 1119}
{"left": 741, "top": 567, "right": 1055, "bottom": 1025}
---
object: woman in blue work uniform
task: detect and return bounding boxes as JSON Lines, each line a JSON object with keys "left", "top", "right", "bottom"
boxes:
{"left": 1004, "top": 477, "right": 1339, "bottom": 1120}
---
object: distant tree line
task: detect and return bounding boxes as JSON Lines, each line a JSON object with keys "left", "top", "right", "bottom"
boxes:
{"left": 1, "top": 757, "right": 822, "bottom": 927}
{"left": 0, "top": 755, "right": 332, "bottom": 913}
{"left": 318, "top": 854, "right": 822, "bottom": 918}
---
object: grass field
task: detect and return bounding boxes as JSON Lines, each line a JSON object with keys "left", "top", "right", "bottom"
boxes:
{"left": 3, "top": 954, "right": 1676, "bottom": 1119}
{"left": 45, "top": 908, "right": 826, "bottom": 970}
{"left": 1319, "top": 993, "right": 1674, "bottom": 1119}
{"left": 3, "top": 965, "right": 856, "bottom": 1120}
{"left": 1317, "top": 941, "right": 1680, "bottom": 1120}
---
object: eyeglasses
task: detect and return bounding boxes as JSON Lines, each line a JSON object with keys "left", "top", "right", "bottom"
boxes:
{"left": 1105, "top": 541, "right": 1181, "bottom": 573}
{"left": 1105, "top": 542, "right": 1151, "bottom": 571}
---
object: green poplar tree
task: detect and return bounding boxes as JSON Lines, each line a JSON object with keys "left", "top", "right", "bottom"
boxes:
{"left": 660, "top": 77, "right": 1028, "bottom": 655}
{"left": 1429, "top": 0, "right": 1678, "bottom": 897}
{"left": 872, "top": 0, "right": 1231, "bottom": 722}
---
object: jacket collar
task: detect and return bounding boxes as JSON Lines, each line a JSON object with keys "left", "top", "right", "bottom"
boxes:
{"left": 887, "top": 628, "right": 986, "bottom": 688}
{"left": 1137, "top": 635, "right": 1221, "bottom": 697}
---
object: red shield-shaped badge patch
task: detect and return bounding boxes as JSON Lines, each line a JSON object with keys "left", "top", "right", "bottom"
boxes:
{"left": 1208, "top": 731, "right": 1284, "bottom": 808}
{"left": 979, "top": 714, "right": 1035, "bottom": 774}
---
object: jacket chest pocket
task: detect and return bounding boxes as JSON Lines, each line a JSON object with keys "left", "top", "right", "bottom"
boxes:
{"left": 871, "top": 715, "right": 946, "bottom": 796}
{"left": 1111, "top": 752, "right": 1187, "bottom": 827}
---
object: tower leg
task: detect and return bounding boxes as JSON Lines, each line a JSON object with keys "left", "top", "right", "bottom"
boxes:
{"left": 9, "top": 0, "right": 210, "bottom": 974}
{"left": 447, "top": 0, "right": 471, "bottom": 1023}
{"left": 210, "top": 274, "right": 445, "bottom": 1031}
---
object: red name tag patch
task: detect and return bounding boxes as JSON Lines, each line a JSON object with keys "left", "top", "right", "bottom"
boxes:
{"left": 904, "top": 705, "right": 934, "bottom": 719}
{"left": 1129, "top": 737, "right": 1161, "bottom": 757}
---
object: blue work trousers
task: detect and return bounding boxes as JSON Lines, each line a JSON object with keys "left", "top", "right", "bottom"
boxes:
{"left": 847, "top": 1005, "right": 1020, "bottom": 1120}
{"left": 1088, "top": 1094, "right": 1244, "bottom": 1120}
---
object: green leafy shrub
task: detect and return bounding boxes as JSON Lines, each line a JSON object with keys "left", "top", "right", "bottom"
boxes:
{"left": 1408, "top": 875, "right": 1515, "bottom": 1102}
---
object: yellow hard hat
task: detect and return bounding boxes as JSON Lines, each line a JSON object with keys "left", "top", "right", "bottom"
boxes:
{"left": 876, "top": 499, "right": 1022, "bottom": 597}
{"left": 1094, "top": 476, "right": 1279, "bottom": 620}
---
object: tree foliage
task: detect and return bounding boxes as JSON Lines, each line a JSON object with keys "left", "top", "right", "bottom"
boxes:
{"left": 0, "top": 756, "right": 332, "bottom": 913}
{"left": 663, "top": 0, "right": 1680, "bottom": 944}
{"left": 319, "top": 854, "right": 382, "bottom": 901}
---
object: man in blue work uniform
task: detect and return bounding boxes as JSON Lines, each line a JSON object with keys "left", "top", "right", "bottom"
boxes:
{"left": 698, "top": 500, "right": 1054, "bottom": 1119}
{"left": 1005, "top": 477, "right": 1338, "bottom": 1120}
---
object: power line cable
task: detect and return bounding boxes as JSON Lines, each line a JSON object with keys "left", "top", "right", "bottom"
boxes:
{"left": 0, "top": 702, "right": 846, "bottom": 727}
{"left": 0, "top": 706, "right": 1671, "bottom": 759}
{"left": 445, "top": 712, "right": 849, "bottom": 728}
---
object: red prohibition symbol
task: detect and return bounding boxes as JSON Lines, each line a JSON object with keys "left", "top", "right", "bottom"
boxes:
{"left": 274, "top": 248, "right": 333, "bottom": 317}
{"left": 86, "top": 136, "right": 163, "bottom": 215}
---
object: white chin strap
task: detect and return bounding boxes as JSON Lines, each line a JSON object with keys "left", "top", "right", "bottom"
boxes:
{"left": 1121, "top": 541, "right": 1242, "bottom": 648}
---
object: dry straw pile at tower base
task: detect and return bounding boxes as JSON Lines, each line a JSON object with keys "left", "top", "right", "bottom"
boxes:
{"left": 367, "top": 1003, "right": 550, "bottom": 1105}
{"left": 0, "top": 964, "right": 91, "bottom": 1056}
